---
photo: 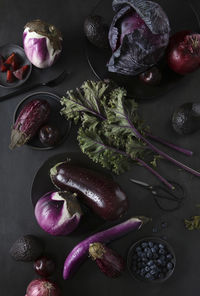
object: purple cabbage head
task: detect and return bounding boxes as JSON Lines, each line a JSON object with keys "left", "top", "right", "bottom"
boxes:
{"left": 35, "top": 191, "right": 82, "bottom": 236}
{"left": 23, "top": 19, "right": 62, "bottom": 68}
{"left": 107, "top": 0, "right": 170, "bottom": 76}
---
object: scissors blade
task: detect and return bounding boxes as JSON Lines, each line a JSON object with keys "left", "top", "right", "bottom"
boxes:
{"left": 129, "top": 178, "right": 150, "bottom": 188}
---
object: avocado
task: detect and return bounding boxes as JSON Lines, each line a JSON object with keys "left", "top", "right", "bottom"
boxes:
{"left": 172, "top": 102, "right": 200, "bottom": 135}
{"left": 9, "top": 235, "right": 44, "bottom": 262}
{"left": 84, "top": 15, "right": 109, "bottom": 49}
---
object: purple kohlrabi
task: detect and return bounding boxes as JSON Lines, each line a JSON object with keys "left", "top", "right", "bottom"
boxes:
{"left": 107, "top": 0, "right": 170, "bottom": 76}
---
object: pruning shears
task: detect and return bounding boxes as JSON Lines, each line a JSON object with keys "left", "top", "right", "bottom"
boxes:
{"left": 130, "top": 178, "right": 185, "bottom": 212}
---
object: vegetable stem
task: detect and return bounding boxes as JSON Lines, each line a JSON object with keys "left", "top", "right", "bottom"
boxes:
{"left": 136, "top": 158, "right": 174, "bottom": 190}
{"left": 146, "top": 133, "right": 193, "bottom": 156}
{"left": 127, "top": 117, "right": 200, "bottom": 178}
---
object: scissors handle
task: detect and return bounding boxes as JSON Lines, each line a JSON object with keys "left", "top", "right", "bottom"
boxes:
{"left": 152, "top": 181, "right": 184, "bottom": 211}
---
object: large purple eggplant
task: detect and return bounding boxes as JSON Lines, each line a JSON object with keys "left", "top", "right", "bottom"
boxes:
{"left": 50, "top": 162, "right": 128, "bottom": 221}
{"left": 10, "top": 99, "right": 50, "bottom": 149}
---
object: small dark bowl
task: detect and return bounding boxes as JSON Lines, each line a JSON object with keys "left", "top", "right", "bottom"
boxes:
{"left": 127, "top": 237, "right": 176, "bottom": 283}
{"left": 13, "top": 92, "right": 71, "bottom": 150}
{"left": 0, "top": 43, "right": 32, "bottom": 88}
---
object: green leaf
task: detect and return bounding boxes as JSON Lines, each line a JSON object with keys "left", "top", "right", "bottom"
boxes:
{"left": 184, "top": 216, "right": 200, "bottom": 230}
{"left": 78, "top": 127, "right": 133, "bottom": 174}
{"left": 60, "top": 80, "right": 108, "bottom": 124}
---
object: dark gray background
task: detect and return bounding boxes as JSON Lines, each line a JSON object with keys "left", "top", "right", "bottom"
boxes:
{"left": 0, "top": 0, "right": 200, "bottom": 295}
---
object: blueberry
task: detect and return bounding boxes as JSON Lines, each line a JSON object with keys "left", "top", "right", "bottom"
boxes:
{"left": 142, "top": 262, "right": 146, "bottom": 267}
{"left": 137, "top": 251, "right": 142, "bottom": 257}
{"left": 153, "top": 244, "right": 159, "bottom": 251}
{"left": 153, "top": 253, "right": 158, "bottom": 259}
{"left": 161, "top": 221, "right": 168, "bottom": 228}
{"left": 166, "top": 253, "right": 172, "bottom": 260}
{"left": 160, "top": 255, "right": 165, "bottom": 261}
{"left": 152, "top": 227, "right": 158, "bottom": 233}
{"left": 145, "top": 266, "right": 150, "bottom": 272}
{"left": 159, "top": 244, "right": 164, "bottom": 249}
{"left": 141, "top": 242, "right": 148, "bottom": 248}
{"left": 141, "top": 252, "right": 146, "bottom": 258}
{"left": 157, "top": 259, "right": 162, "bottom": 265}
{"left": 147, "top": 252, "right": 153, "bottom": 258}
{"left": 144, "top": 247, "right": 151, "bottom": 253}
{"left": 147, "top": 260, "right": 154, "bottom": 266}
{"left": 151, "top": 247, "right": 156, "bottom": 253}
{"left": 150, "top": 269, "right": 157, "bottom": 275}
{"left": 167, "top": 262, "right": 173, "bottom": 270}
{"left": 142, "top": 257, "right": 148, "bottom": 262}
{"left": 148, "top": 241, "right": 154, "bottom": 248}
{"left": 145, "top": 273, "right": 151, "bottom": 279}
{"left": 159, "top": 249, "right": 165, "bottom": 255}
{"left": 158, "top": 273, "right": 164, "bottom": 279}
{"left": 150, "top": 264, "right": 156, "bottom": 270}
{"left": 136, "top": 246, "right": 142, "bottom": 252}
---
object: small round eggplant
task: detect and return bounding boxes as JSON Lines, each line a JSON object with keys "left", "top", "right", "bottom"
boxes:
{"left": 139, "top": 67, "right": 162, "bottom": 86}
{"left": 39, "top": 125, "right": 60, "bottom": 146}
{"left": 50, "top": 162, "right": 128, "bottom": 221}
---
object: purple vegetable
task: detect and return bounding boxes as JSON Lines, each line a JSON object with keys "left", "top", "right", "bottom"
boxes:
{"left": 89, "top": 242, "right": 125, "bottom": 278}
{"left": 107, "top": 0, "right": 170, "bottom": 76}
{"left": 10, "top": 99, "right": 50, "bottom": 149}
{"left": 34, "top": 191, "right": 82, "bottom": 236}
{"left": 23, "top": 19, "right": 62, "bottom": 68}
{"left": 50, "top": 162, "right": 128, "bottom": 221}
{"left": 63, "top": 216, "right": 149, "bottom": 279}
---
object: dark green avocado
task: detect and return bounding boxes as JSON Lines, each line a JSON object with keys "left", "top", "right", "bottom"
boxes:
{"left": 9, "top": 235, "right": 44, "bottom": 262}
{"left": 172, "top": 102, "right": 200, "bottom": 135}
{"left": 84, "top": 15, "right": 109, "bottom": 49}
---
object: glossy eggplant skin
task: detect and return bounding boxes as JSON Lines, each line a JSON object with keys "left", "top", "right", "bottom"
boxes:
{"left": 50, "top": 162, "right": 128, "bottom": 221}
{"left": 10, "top": 99, "right": 50, "bottom": 149}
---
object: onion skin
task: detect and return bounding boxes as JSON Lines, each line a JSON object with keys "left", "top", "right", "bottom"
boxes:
{"left": 50, "top": 162, "right": 128, "bottom": 221}
{"left": 10, "top": 99, "right": 50, "bottom": 149}
{"left": 63, "top": 216, "right": 149, "bottom": 279}
{"left": 167, "top": 31, "right": 200, "bottom": 75}
{"left": 26, "top": 279, "right": 61, "bottom": 296}
{"left": 34, "top": 191, "right": 82, "bottom": 236}
{"left": 89, "top": 242, "right": 125, "bottom": 278}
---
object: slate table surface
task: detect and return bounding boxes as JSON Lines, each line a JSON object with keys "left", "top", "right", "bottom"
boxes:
{"left": 1, "top": 0, "right": 200, "bottom": 295}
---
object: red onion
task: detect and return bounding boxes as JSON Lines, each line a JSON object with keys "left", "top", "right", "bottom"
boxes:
{"left": 167, "top": 31, "right": 200, "bottom": 75}
{"left": 26, "top": 279, "right": 61, "bottom": 296}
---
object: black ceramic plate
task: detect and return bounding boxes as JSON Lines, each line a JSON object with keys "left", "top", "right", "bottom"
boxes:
{"left": 85, "top": 0, "right": 200, "bottom": 100}
{"left": 31, "top": 152, "right": 114, "bottom": 235}
{"left": 14, "top": 92, "right": 71, "bottom": 150}
{"left": 0, "top": 43, "right": 32, "bottom": 88}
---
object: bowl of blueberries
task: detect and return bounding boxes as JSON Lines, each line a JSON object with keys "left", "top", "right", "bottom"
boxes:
{"left": 127, "top": 237, "right": 176, "bottom": 283}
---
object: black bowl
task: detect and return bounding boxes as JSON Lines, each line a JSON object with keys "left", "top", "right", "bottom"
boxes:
{"left": 85, "top": 0, "right": 200, "bottom": 100}
{"left": 13, "top": 91, "right": 71, "bottom": 150}
{"left": 0, "top": 43, "right": 32, "bottom": 88}
{"left": 127, "top": 237, "right": 176, "bottom": 283}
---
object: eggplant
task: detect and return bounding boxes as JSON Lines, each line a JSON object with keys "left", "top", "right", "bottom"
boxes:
{"left": 89, "top": 242, "right": 125, "bottom": 278}
{"left": 10, "top": 99, "right": 50, "bottom": 149}
{"left": 50, "top": 162, "right": 128, "bottom": 221}
{"left": 63, "top": 216, "right": 149, "bottom": 279}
